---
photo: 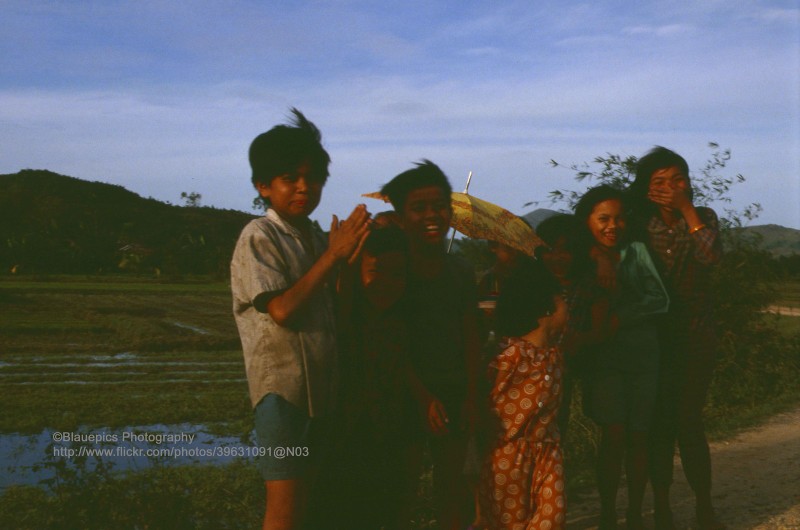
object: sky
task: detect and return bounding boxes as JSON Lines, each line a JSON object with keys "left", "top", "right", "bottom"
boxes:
{"left": 2, "top": 0, "right": 799, "bottom": 229}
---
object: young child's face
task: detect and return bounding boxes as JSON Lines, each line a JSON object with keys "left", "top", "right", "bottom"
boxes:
{"left": 540, "top": 236, "right": 572, "bottom": 280}
{"left": 648, "top": 166, "right": 688, "bottom": 200}
{"left": 255, "top": 162, "right": 324, "bottom": 225}
{"left": 587, "top": 198, "right": 625, "bottom": 249}
{"left": 488, "top": 241, "right": 518, "bottom": 266}
{"left": 400, "top": 185, "right": 452, "bottom": 248}
{"left": 361, "top": 250, "right": 407, "bottom": 310}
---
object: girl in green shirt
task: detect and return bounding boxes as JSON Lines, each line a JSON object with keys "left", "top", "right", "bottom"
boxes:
{"left": 574, "top": 185, "right": 669, "bottom": 530}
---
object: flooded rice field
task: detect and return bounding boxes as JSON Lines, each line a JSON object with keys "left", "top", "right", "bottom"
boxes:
{"left": 0, "top": 345, "right": 252, "bottom": 490}
{"left": 1, "top": 422, "right": 256, "bottom": 491}
{"left": 0, "top": 278, "right": 255, "bottom": 490}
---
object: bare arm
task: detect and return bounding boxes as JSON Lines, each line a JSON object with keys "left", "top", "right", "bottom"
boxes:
{"left": 689, "top": 208, "right": 722, "bottom": 265}
{"left": 648, "top": 185, "right": 701, "bottom": 226}
{"left": 590, "top": 246, "right": 618, "bottom": 291}
{"left": 266, "top": 205, "right": 370, "bottom": 326}
{"left": 461, "top": 307, "right": 482, "bottom": 432}
{"left": 590, "top": 296, "right": 616, "bottom": 341}
{"left": 647, "top": 188, "right": 721, "bottom": 265}
{"left": 406, "top": 367, "right": 451, "bottom": 435}
{"left": 404, "top": 305, "right": 482, "bottom": 436}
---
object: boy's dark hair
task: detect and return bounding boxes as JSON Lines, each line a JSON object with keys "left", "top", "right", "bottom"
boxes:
{"left": 363, "top": 225, "right": 408, "bottom": 257}
{"left": 249, "top": 108, "right": 331, "bottom": 187}
{"left": 495, "top": 259, "right": 560, "bottom": 337}
{"left": 379, "top": 160, "right": 453, "bottom": 212}
{"left": 534, "top": 214, "right": 576, "bottom": 258}
{"left": 628, "top": 146, "right": 693, "bottom": 220}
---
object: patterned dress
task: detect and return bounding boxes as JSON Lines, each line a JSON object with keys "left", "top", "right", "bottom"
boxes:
{"left": 480, "top": 338, "right": 566, "bottom": 530}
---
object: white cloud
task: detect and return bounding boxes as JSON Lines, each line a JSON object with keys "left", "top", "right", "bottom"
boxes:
{"left": 758, "top": 7, "right": 800, "bottom": 24}
{"left": 623, "top": 24, "right": 694, "bottom": 36}
{"left": 1, "top": 0, "right": 798, "bottom": 228}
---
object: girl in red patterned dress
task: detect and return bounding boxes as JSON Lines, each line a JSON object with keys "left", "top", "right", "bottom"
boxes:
{"left": 480, "top": 260, "right": 569, "bottom": 530}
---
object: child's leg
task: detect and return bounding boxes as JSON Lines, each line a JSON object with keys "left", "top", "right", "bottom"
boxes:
{"left": 470, "top": 480, "right": 483, "bottom": 528}
{"left": 462, "top": 435, "right": 484, "bottom": 527}
{"left": 624, "top": 430, "right": 649, "bottom": 530}
{"left": 675, "top": 345, "right": 717, "bottom": 528}
{"left": 625, "top": 363, "right": 658, "bottom": 530}
{"left": 665, "top": 322, "right": 721, "bottom": 529}
{"left": 395, "top": 440, "right": 425, "bottom": 530}
{"left": 430, "top": 433, "right": 471, "bottom": 530}
{"left": 254, "top": 394, "right": 315, "bottom": 530}
{"left": 597, "top": 423, "right": 625, "bottom": 530}
{"left": 650, "top": 414, "right": 677, "bottom": 530}
{"left": 650, "top": 335, "right": 680, "bottom": 530}
{"left": 264, "top": 479, "right": 305, "bottom": 530}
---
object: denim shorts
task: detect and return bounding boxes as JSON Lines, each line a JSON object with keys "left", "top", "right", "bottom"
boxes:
{"left": 254, "top": 393, "right": 314, "bottom": 481}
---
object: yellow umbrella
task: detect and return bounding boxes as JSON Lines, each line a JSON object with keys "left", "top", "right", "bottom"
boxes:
{"left": 449, "top": 192, "right": 543, "bottom": 256}
{"left": 361, "top": 191, "right": 543, "bottom": 256}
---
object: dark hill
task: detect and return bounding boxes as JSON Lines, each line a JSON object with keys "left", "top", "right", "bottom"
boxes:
{"left": 0, "top": 170, "right": 257, "bottom": 276}
{"left": 2, "top": 170, "right": 798, "bottom": 276}
{"left": 735, "top": 224, "right": 800, "bottom": 257}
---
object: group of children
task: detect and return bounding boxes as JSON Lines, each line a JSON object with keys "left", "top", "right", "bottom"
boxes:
{"left": 231, "top": 109, "right": 723, "bottom": 530}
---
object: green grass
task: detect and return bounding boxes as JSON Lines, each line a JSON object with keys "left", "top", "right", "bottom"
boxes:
{"left": 0, "top": 275, "right": 231, "bottom": 294}
{"left": 2, "top": 274, "right": 800, "bottom": 529}
{"left": 0, "top": 276, "right": 250, "bottom": 433}
{"left": 772, "top": 313, "right": 800, "bottom": 336}
{"left": 0, "top": 460, "right": 265, "bottom": 530}
{"left": 773, "top": 279, "right": 800, "bottom": 307}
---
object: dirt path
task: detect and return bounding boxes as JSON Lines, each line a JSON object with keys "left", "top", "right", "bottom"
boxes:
{"left": 764, "top": 306, "right": 800, "bottom": 317}
{"left": 566, "top": 407, "right": 800, "bottom": 529}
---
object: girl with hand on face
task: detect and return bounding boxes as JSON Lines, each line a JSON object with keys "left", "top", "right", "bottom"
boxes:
{"left": 573, "top": 185, "right": 669, "bottom": 530}
{"left": 628, "top": 147, "right": 724, "bottom": 530}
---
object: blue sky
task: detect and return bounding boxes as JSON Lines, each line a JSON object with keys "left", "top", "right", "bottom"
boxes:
{"left": 2, "top": 0, "right": 799, "bottom": 228}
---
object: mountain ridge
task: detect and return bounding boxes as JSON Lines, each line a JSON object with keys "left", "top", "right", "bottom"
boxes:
{"left": 1, "top": 170, "right": 797, "bottom": 275}
{"left": 0, "top": 169, "right": 257, "bottom": 275}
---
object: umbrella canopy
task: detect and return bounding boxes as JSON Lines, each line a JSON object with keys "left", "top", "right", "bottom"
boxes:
{"left": 450, "top": 192, "right": 543, "bottom": 256}
{"left": 361, "top": 191, "right": 544, "bottom": 256}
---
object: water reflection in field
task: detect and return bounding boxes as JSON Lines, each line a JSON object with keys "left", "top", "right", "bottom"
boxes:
{"left": 1, "top": 423, "right": 256, "bottom": 491}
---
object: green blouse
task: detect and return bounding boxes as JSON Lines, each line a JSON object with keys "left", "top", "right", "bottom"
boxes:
{"left": 614, "top": 241, "right": 670, "bottom": 328}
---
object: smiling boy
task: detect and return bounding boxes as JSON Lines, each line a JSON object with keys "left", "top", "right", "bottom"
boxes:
{"left": 230, "top": 109, "right": 370, "bottom": 530}
{"left": 380, "top": 160, "right": 481, "bottom": 530}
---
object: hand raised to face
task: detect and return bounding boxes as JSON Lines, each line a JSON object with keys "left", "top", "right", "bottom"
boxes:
{"left": 647, "top": 166, "right": 692, "bottom": 211}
